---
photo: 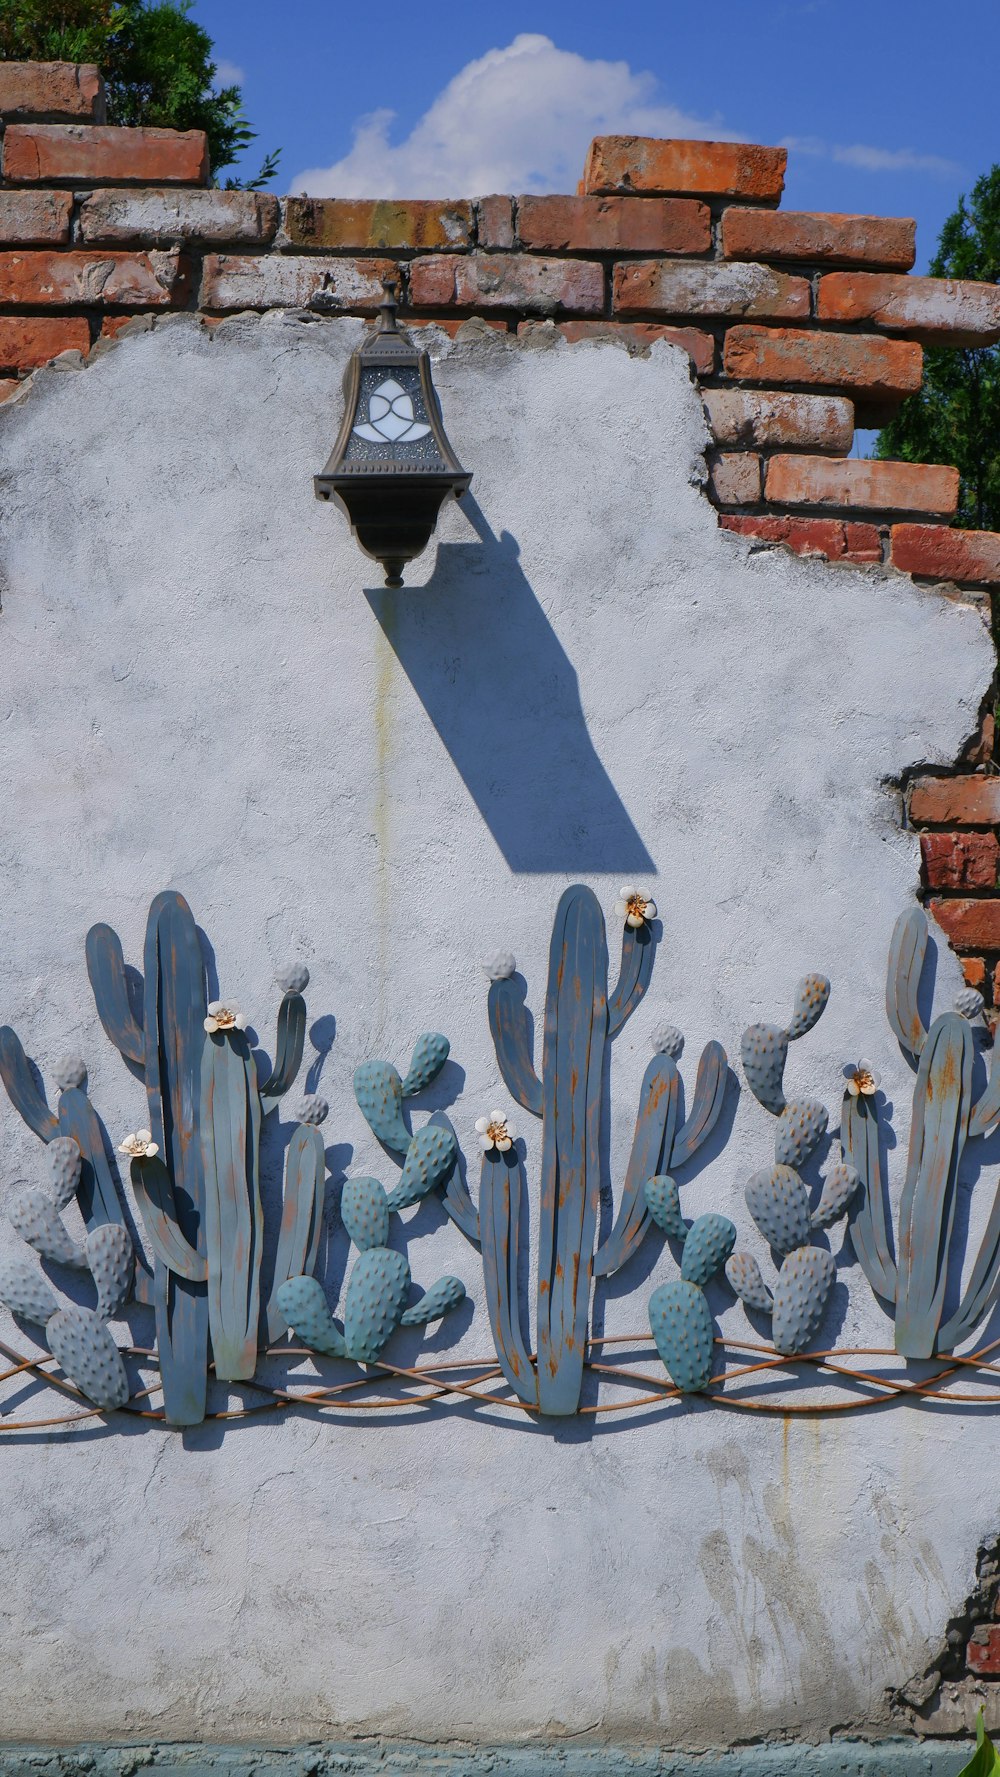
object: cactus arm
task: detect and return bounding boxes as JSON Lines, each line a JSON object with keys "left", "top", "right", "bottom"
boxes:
{"left": 0, "top": 1027, "right": 59, "bottom": 1141}
{"left": 480, "top": 1149, "right": 537, "bottom": 1406}
{"left": 970, "top": 1035, "right": 1000, "bottom": 1139}
{"left": 85, "top": 924, "right": 145, "bottom": 1068}
{"left": 536, "top": 884, "right": 608, "bottom": 1416}
{"left": 428, "top": 1112, "right": 480, "bottom": 1243}
{"left": 607, "top": 924, "right": 654, "bottom": 1037}
{"left": 267, "top": 1123, "right": 326, "bottom": 1341}
{"left": 256, "top": 990, "right": 306, "bottom": 1100}
{"left": 487, "top": 979, "right": 542, "bottom": 1118}
{"left": 841, "top": 1093, "right": 896, "bottom": 1301}
{"left": 130, "top": 1157, "right": 207, "bottom": 1282}
{"left": 201, "top": 1031, "right": 263, "bottom": 1382}
{"left": 937, "top": 1184, "right": 1000, "bottom": 1352}
{"left": 401, "top": 1033, "right": 450, "bottom": 1097}
{"left": 593, "top": 1055, "right": 679, "bottom": 1276}
{"left": 669, "top": 1040, "right": 729, "bottom": 1170}
{"left": 384, "top": 1121, "right": 457, "bottom": 1211}
{"left": 886, "top": 905, "right": 929, "bottom": 1060}
{"left": 56, "top": 1086, "right": 154, "bottom": 1306}
{"left": 895, "top": 1012, "right": 974, "bottom": 1358}
{"left": 142, "top": 891, "right": 209, "bottom": 1426}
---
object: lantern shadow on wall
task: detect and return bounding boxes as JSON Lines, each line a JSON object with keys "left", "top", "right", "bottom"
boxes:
{"left": 365, "top": 498, "right": 656, "bottom": 875}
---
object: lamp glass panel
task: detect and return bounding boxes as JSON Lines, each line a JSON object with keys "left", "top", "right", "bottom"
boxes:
{"left": 344, "top": 365, "right": 445, "bottom": 468}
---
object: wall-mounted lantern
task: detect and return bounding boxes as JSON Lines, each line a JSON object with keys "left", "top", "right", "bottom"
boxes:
{"left": 314, "top": 278, "right": 472, "bottom": 588}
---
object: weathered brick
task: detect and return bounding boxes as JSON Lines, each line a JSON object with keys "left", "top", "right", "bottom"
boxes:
{"left": 583, "top": 137, "right": 786, "bottom": 202}
{"left": 476, "top": 196, "right": 515, "bottom": 250}
{"left": 969, "top": 1627, "right": 1000, "bottom": 1676}
{"left": 200, "top": 253, "right": 396, "bottom": 311}
{"left": 720, "top": 514, "right": 882, "bottom": 563}
{"left": 723, "top": 327, "right": 923, "bottom": 399}
{"left": 0, "top": 62, "right": 104, "bottom": 122}
{"left": 407, "top": 316, "right": 508, "bottom": 337}
{"left": 518, "top": 319, "right": 714, "bottom": 372}
{"left": 703, "top": 389, "right": 854, "bottom": 452}
{"left": 0, "top": 316, "right": 90, "bottom": 370}
{"left": 933, "top": 900, "right": 1000, "bottom": 952}
{"left": 284, "top": 197, "right": 472, "bottom": 251}
{"left": 962, "top": 956, "right": 987, "bottom": 991}
{"left": 3, "top": 123, "right": 208, "bottom": 185}
{"left": 0, "top": 249, "right": 186, "bottom": 308}
{"left": 518, "top": 194, "right": 710, "bottom": 254}
{"left": 765, "top": 455, "right": 958, "bottom": 517}
{"left": 892, "top": 524, "right": 1000, "bottom": 587}
{"left": 722, "top": 209, "right": 915, "bottom": 269}
{"left": 615, "top": 259, "right": 809, "bottom": 320}
{"left": 708, "top": 452, "right": 761, "bottom": 505}
{"left": 910, "top": 776, "right": 1000, "bottom": 826}
{"left": 966, "top": 710, "right": 997, "bottom": 768}
{"left": 921, "top": 831, "right": 1000, "bottom": 890}
{"left": 0, "top": 191, "right": 72, "bottom": 245}
{"left": 409, "top": 253, "right": 603, "bottom": 314}
{"left": 80, "top": 188, "right": 277, "bottom": 246}
{"left": 817, "top": 271, "right": 1000, "bottom": 345}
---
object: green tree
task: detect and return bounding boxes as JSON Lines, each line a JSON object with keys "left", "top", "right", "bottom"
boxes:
{"left": 876, "top": 167, "right": 1000, "bottom": 531}
{"left": 0, "top": 0, "right": 279, "bottom": 187}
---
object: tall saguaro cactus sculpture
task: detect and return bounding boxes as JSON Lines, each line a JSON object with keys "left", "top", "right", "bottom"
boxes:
{"left": 846, "top": 906, "right": 1000, "bottom": 1358}
{"left": 442, "top": 884, "right": 729, "bottom": 1416}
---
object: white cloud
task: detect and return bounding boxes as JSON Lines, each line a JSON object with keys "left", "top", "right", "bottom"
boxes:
{"left": 784, "top": 134, "right": 962, "bottom": 179}
{"left": 213, "top": 59, "right": 246, "bottom": 89}
{"left": 290, "top": 34, "right": 738, "bottom": 198}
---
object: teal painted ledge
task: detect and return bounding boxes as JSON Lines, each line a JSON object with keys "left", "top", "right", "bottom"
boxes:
{"left": 0, "top": 1743, "right": 973, "bottom": 1777}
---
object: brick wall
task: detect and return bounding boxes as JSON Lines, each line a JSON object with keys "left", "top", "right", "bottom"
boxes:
{"left": 2, "top": 60, "right": 1000, "bottom": 999}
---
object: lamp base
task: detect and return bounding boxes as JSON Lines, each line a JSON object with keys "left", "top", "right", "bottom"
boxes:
{"left": 314, "top": 470, "right": 471, "bottom": 587}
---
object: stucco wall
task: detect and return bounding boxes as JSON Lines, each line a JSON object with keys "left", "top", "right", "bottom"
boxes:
{"left": 0, "top": 315, "right": 993, "bottom": 1747}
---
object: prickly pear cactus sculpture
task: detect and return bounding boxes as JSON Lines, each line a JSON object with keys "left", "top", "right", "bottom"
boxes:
{"left": 277, "top": 1169, "right": 466, "bottom": 1365}
{"left": 647, "top": 1203, "right": 737, "bottom": 1393}
{"left": 845, "top": 906, "right": 1000, "bottom": 1359}
{"left": 729, "top": 974, "right": 857, "bottom": 1355}
{"left": 443, "top": 885, "right": 731, "bottom": 1415}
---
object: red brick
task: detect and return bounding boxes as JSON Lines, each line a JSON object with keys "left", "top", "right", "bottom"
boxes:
{"left": 921, "top": 831, "right": 1000, "bottom": 890}
{"left": 200, "top": 253, "right": 396, "bottom": 311}
{"left": 703, "top": 389, "right": 854, "bottom": 452}
{"left": 409, "top": 253, "right": 603, "bottom": 314}
{"left": 80, "top": 188, "right": 277, "bottom": 245}
{"left": 966, "top": 711, "right": 997, "bottom": 768}
{"left": 615, "top": 259, "right": 809, "bottom": 320}
{"left": 0, "top": 316, "right": 90, "bottom": 370}
{"left": 0, "top": 249, "right": 186, "bottom": 308}
{"left": 817, "top": 271, "right": 1000, "bottom": 346}
{"left": 931, "top": 901, "right": 1000, "bottom": 952}
{"left": 583, "top": 137, "right": 786, "bottom": 201}
{"left": 721, "top": 209, "right": 915, "bottom": 269}
{"left": 720, "top": 514, "right": 882, "bottom": 563}
{"left": 969, "top": 1627, "right": 1000, "bottom": 1675}
{"left": 962, "top": 957, "right": 987, "bottom": 991}
{"left": 723, "top": 327, "right": 923, "bottom": 400}
{"left": 0, "top": 191, "right": 72, "bottom": 245}
{"left": 518, "top": 318, "right": 714, "bottom": 372}
{"left": 0, "top": 62, "right": 104, "bottom": 122}
{"left": 765, "top": 455, "right": 958, "bottom": 517}
{"left": 477, "top": 196, "right": 515, "bottom": 250}
{"left": 517, "top": 194, "right": 710, "bottom": 254}
{"left": 3, "top": 123, "right": 208, "bottom": 185}
{"left": 910, "top": 776, "right": 1000, "bottom": 825}
{"left": 892, "top": 524, "right": 1000, "bottom": 587}
{"left": 709, "top": 451, "right": 761, "bottom": 505}
{"left": 283, "top": 197, "right": 472, "bottom": 251}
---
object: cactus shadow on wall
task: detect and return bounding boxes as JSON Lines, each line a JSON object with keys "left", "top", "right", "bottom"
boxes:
{"left": 365, "top": 499, "right": 655, "bottom": 874}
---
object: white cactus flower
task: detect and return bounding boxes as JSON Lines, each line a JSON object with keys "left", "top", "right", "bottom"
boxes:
{"left": 119, "top": 1128, "right": 159, "bottom": 1159}
{"left": 613, "top": 885, "right": 657, "bottom": 929}
{"left": 475, "top": 1110, "right": 517, "bottom": 1153}
{"left": 204, "top": 1000, "right": 249, "bottom": 1035}
{"left": 844, "top": 1059, "right": 880, "bottom": 1098}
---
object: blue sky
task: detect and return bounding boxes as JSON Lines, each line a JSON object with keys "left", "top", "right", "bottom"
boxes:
{"left": 193, "top": 0, "right": 997, "bottom": 273}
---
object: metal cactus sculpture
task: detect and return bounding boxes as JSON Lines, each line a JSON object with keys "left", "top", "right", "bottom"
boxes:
{"left": 646, "top": 1189, "right": 736, "bottom": 1393}
{"left": 0, "top": 890, "right": 317, "bottom": 1422}
{"left": 845, "top": 906, "right": 1000, "bottom": 1359}
{"left": 439, "top": 883, "right": 730, "bottom": 1416}
{"left": 727, "top": 974, "right": 859, "bottom": 1354}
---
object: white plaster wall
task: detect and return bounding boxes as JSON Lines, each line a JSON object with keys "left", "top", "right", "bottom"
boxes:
{"left": 0, "top": 315, "right": 993, "bottom": 1746}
